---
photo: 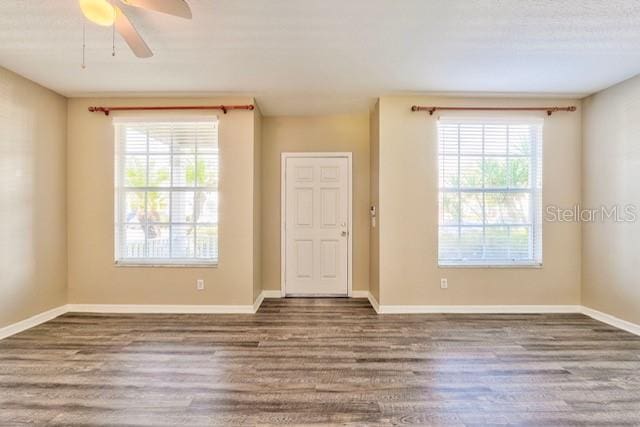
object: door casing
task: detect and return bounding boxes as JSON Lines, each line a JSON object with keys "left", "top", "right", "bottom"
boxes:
{"left": 281, "top": 152, "right": 353, "bottom": 297}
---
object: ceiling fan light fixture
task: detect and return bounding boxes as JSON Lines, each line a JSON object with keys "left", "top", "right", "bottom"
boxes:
{"left": 79, "top": 0, "right": 115, "bottom": 26}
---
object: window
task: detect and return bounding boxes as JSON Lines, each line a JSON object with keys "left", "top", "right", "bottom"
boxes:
{"left": 114, "top": 117, "right": 219, "bottom": 265}
{"left": 438, "top": 117, "right": 543, "bottom": 266}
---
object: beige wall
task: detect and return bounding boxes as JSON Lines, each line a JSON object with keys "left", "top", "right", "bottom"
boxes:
{"left": 369, "top": 102, "right": 380, "bottom": 302}
{"left": 4, "top": 66, "right": 637, "bottom": 324}
{"left": 67, "top": 97, "right": 260, "bottom": 306}
{"left": 377, "top": 96, "right": 582, "bottom": 306}
{"left": 253, "top": 106, "right": 263, "bottom": 301}
{"left": 582, "top": 75, "right": 640, "bottom": 325}
{"left": 0, "top": 67, "right": 67, "bottom": 328}
{"left": 261, "top": 114, "right": 370, "bottom": 292}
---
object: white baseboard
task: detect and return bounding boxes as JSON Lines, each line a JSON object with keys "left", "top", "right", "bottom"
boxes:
{"left": 377, "top": 304, "right": 582, "bottom": 314}
{"left": 66, "top": 304, "right": 255, "bottom": 314}
{"left": 262, "top": 290, "right": 283, "bottom": 298}
{"left": 352, "top": 290, "right": 369, "bottom": 298}
{"left": 368, "top": 302, "right": 640, "bottom": 336}
{"left": 253, "top": 291, "right": 265, "bottom": 313}
{"left": 3, "top": 301, "right": 639, "bottom": 341}
{"left": 0, "top": 305, "right": 67, "bottom": 340}
{"left": 367, "top": 292, "right": 380, "bottom": 313}
{"left": 581, "top": 306, "right": 640, "bottom": 336}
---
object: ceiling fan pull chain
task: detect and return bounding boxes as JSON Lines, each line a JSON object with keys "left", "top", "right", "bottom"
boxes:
{"left": 112, "top": 23, "right": 116, "bottom": 57}
{"left": 81, "top": 22, "right": 86, "bottom": 69}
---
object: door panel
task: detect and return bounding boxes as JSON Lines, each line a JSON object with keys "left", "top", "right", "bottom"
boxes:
{"left": 320, "top": 240, "right": 338, "bottom": 279}
{"left": 320, "top": 188, "right": 339, "bottom": 227}
{"left": 320, "top": 166, "right": 340, "bottom": 182}
{"left": 295, "top": 240, "right": 313, "bottom": 278}
{"left": 285, "top": 156, "right": 349, "bottom": 295}
{"left": 295, "top": 188, "right": 313, "bottom": 227}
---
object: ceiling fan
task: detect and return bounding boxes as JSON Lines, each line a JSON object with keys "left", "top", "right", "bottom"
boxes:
{"left": 78, "top": 0, "right": 192, "bottom": 58}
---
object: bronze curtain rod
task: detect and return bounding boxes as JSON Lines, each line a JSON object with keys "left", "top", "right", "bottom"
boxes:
{"left": 88, "top": 105, "right": 255, "bottom": 116}
{"left": 411, "top": 105, "right": 577, "bottom": 116}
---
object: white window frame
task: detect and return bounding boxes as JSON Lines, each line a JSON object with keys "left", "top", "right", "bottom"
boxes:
{"left": 437, "top": 116, "right": 543, "bottom": 268}
{"left": 113, "top": 116, "right": 219, "bottom": 267}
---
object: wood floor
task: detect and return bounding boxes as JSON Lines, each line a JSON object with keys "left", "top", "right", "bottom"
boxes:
{"left": 1, "top": 298, "right": 640, "bottom": 426}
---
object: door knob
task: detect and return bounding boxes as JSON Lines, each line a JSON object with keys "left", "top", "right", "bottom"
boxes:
{"left": 341, "top": 231, "right": 348, "bottom": 237}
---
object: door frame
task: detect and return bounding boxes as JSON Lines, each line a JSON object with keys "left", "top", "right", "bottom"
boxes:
{"left": 281, "top": 152, "right": 353, "bottom": 298}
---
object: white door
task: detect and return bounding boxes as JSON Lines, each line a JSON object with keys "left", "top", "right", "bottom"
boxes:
{"left": 284, "top": 155, "right": 350, "bottom": 296}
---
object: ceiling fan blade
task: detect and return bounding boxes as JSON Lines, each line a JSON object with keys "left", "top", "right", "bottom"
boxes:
{"left": 119, "top": 0, "right": 192, "bottom": 19}
{"left": 114, "top": 6, "right": 153, "bottom": 58}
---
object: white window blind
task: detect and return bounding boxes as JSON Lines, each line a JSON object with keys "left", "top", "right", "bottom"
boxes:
{"left": 114, "top": 118, "right": 219, "bottom": 265}
{"left": 438, "top": 117, "right": 543, "bottom": 266}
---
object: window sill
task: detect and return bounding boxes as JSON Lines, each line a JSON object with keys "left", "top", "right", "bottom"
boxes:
{"left": 115, "top": 261, "right": 218, "bottom": 268}
{"left": 438, "top": 263, "right": 543, "bottom": 269}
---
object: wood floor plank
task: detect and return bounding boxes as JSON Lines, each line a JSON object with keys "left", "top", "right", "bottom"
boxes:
{"left": 1, "top": 298, "right": 640, "bottom": 426}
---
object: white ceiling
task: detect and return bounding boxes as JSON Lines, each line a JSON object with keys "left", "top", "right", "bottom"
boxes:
{"left": 2, "top": 0, "right": 640, "bottom": 115}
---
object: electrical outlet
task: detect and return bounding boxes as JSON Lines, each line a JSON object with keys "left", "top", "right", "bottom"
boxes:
{"left": 196, "top": 279, "right": 205, "bottom": 291}
{"left": 440, "top": 278, "right": 448, "bottom": 289}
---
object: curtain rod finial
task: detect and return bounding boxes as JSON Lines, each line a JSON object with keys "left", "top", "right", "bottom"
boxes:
{"left": 88, "top": 106, "right": 110, "bottom": 116}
